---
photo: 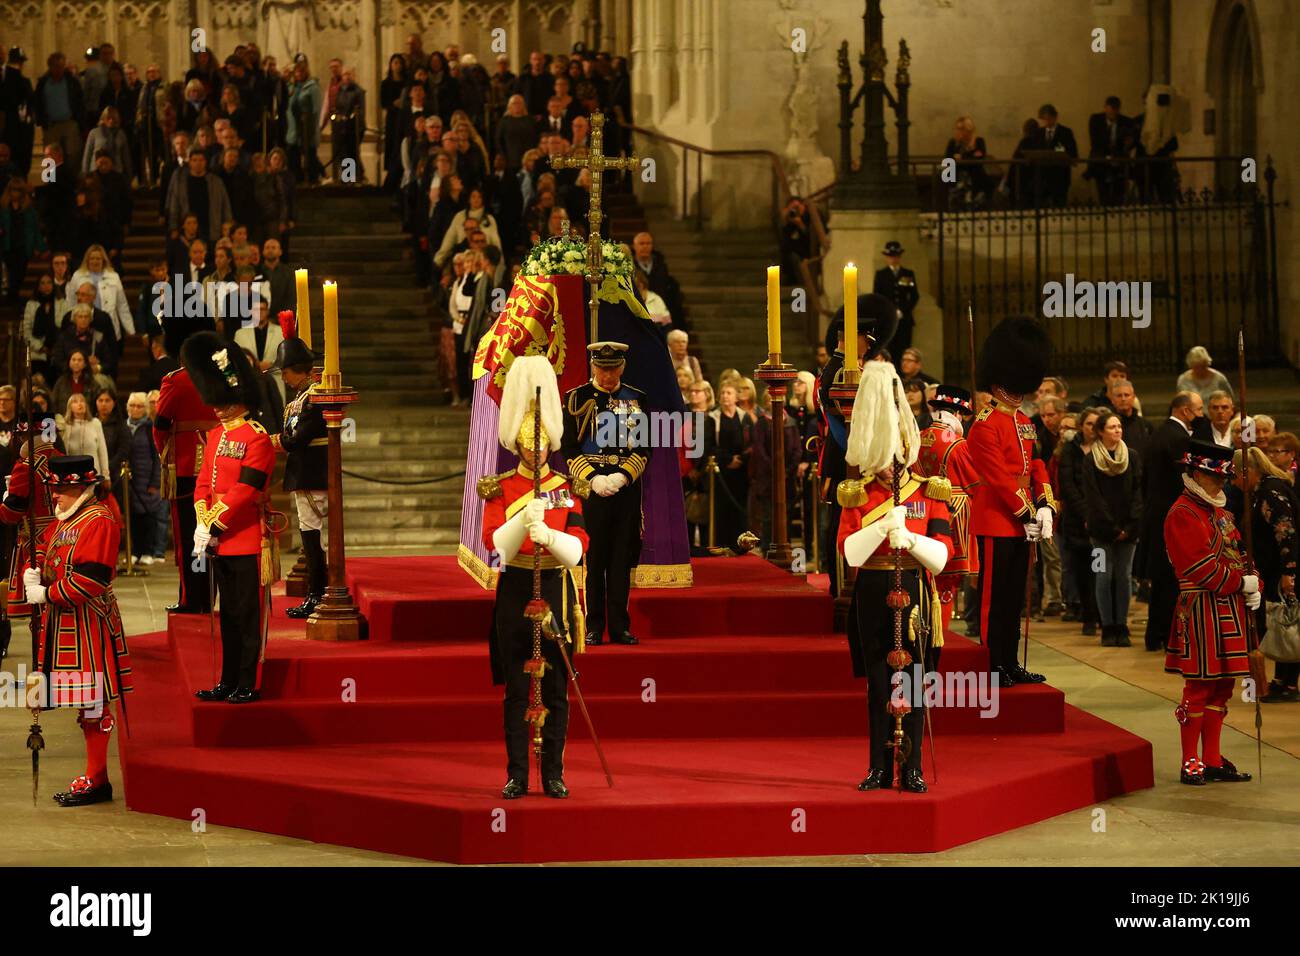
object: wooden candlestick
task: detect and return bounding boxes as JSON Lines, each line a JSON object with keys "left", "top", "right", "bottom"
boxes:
{"left": 305, "top": 385, "right": 364, "bottom": 641}
{"left": 754, "top": 359, "right": 799, "bottom": 572}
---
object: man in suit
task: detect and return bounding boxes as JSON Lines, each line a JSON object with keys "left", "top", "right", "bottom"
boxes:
{"left": 872, "top": 240, "right": 920, "bottom": 367}
{"left": 1086, "top": 95, "right": 1133, "bottom": 205}
{"left": 536, "top": 96, "right": 572, "bottom": 140}
{"left": 631, "top": 232, "right": 684, "bottom": 330}
{"left": 1139, "top": 391, "right": 1205, "bottom": 651}
{"left": 233, "top": 295, "right": 285, "bottom": 403}
{"left": 2, "top": 47, "right": 36, "bottom": 177}
{"left": 1035, "top": 103, "right": 1078, "bottom": 206}
{"left": 137, "top": 333, "right": 180, "bottom": 393}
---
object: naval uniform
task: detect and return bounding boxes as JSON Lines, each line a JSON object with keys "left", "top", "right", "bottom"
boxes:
{"left": 480, "top": 464, "right": 589, "bottom": 784}
{"left": 562, "top": 379, "right": 649, "bottom": 641}
{"left": 873, "top": 265, "right": 920, "bottom": 361}
{"left": 272, "top": 377, "right": 329, "bottom": 598}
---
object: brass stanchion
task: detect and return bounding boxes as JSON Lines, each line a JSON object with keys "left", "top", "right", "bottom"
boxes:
{"left": 809, "top": 464, "right": 821, "bottom": 571}
{"left": 119, "top": 463, "right": 147, "bottom": 577}
{"left": 706, "top": 454, "right": 718, "bottom": 550}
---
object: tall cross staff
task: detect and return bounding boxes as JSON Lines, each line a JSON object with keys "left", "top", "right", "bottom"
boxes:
{"left": 548, "top": 112, "right": 639, "bottom": 343}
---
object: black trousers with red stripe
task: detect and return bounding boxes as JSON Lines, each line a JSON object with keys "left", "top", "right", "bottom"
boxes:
{"left": 978, "top": 535, "right": 1030, "bottom": 671}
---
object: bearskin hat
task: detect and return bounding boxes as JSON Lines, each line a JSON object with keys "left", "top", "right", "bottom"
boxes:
{"left": 829, "top": 293, "right": 900, "bottom": 361}
{"left": 181, "top": 331, "right": 262, "bottom": 413}
{"left": 976, "top": 317, "right": 1052, "bottom": 396}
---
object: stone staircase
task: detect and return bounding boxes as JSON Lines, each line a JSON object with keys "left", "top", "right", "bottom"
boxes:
{"left": 637, "top": 213, "right": 819, "bottom": 384}
{"left": 292, "top": 189, "right": 468, "bottom": 553}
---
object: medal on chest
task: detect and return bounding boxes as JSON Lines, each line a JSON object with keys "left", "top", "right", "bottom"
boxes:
{"left": 216, "top": 436, "right": 248, "bottom": 460}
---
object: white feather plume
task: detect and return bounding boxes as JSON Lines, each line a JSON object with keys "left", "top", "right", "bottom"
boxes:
{"left": 844, "top": 361, "right": 920, "bottom": 475}
{"left": 498, "top": 354, "right": 563, "bottom": 453}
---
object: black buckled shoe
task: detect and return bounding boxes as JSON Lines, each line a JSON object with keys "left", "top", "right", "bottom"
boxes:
{"left": 1180, "top": 757, "right": 1207, "bottom": 786}
{"left": 54, "top": 777, "right": 113, "bottom": 806}
{"left": 585, "top": 631, "right": 604, "bottom": 646}
{"left": 501, "top": 778, "right": 527, "bottom": 799}
{"left": 900, "top": 768, "right": 928, "bottom": 793}
{"left": 857, "top": 767, "right": 890, "bottom": 791}
{"left": 1008, "top": 665, "right": 1046, "bottom": 684}
{"left": 609, "top": 631, "right": 639, "bottom": 645}
{"left": 543, "top": 778, "right": 569, "bottom": 799}
{"left": 226, "top": 687, "right": 261, "bottom": 704}
{"left": 992, "top": 667, "right": 1017, "bottom": 688}
{"left": 1204, "top": 758, "right": 1252, "bottom": 782}
{"left": 286, "top": 594, "right": 322, "bottom": 619}
{"left": 167, "top": 603, "right": 207, "bottom": 614}
{"left": 195, "top": 682, "right": 234, "bottom": 701}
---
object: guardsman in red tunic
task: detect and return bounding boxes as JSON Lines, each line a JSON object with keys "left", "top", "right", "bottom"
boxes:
{"left": 0, "top": 412, "right": 62, "bottom": 619}
{"left": 837, "top": 362, "right": 953, "bottom": 793}
{"left": 914, "top": 384, "right": 981, "bottom": 634}
{"left": 1164, "top": 440, "right": 1256, "bottom": 785}
{"left": 154, "top": 362, "right": 217, "bottom": 614}
{"left": 183, "top": 332, "right": 275, "bottom": 704}
{"left": 22, "top": 455, "right": 132, "bottom": 807}
{"left": 967, "top": 318, "right": 1057, "bottom": 687}
{"left": 479, "top": 355, "right": 589, "bottom": 800}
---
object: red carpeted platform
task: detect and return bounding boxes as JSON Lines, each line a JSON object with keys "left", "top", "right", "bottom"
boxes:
{"left": 119, "top": 556, "right": 1154, "bottom": 863}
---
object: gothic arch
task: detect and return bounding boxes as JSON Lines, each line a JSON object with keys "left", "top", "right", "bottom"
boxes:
{"left": 1205, "top": 0, "right": 1263, "bottom": 169}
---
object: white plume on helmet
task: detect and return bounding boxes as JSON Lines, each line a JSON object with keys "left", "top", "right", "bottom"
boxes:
{"left": 844, "top": 361, "right": 920, "bottom": 475}
{"left": 497, "top": 354, "right": 563, "bottom": 454}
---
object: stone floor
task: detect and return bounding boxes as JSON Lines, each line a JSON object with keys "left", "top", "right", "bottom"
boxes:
{"left": 2, "top": 557, "right": 1297, "bottom": 867}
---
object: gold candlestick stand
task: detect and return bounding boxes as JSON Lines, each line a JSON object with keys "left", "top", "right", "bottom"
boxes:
{"left": 306, "top": 373, "right": 364, "bottom": 641}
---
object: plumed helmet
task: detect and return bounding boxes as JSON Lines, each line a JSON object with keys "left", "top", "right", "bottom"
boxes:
{"left": 498, "top": 353, "right": 563, "bottom": 455}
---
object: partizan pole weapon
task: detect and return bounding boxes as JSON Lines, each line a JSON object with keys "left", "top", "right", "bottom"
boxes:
{"left": 1237, "top": 328, "right": 1265, "bottom": 782}
{"left": 22, "top": 344, "right": 44, "bottom": 803}
{"left": 523, "top": 386, "right": 548, "bottom": 792}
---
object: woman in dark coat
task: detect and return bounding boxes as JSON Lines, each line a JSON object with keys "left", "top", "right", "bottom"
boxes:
{"left": 380, "top": 55, "right": 409, "bottom": 193}
{"left": 1082, "top": 411, "right": 1144, "bottom": 646}
{"left": 94, "top": 387, "right": 129, "bottom": 481}
{"left": 710, "top": 383, "right": 753, "bottom": 551}
{"left": 123, "top": 390, "right": 162, "bottom": 563}
{"left": 1057, "top": 407, "right": 1103, "bottom": 636}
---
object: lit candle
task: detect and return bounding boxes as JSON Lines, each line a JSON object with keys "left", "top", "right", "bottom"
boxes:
{"left": 766, "top": 265, "right": 781, "bottom": 359}
{"left": 322, "top": 280, "right": 340, "bottom": 378}
{"left": 295, "top": 268, "right": 313, "bottom": 349}
{"left": 843, "top": 263, "right": 859, "bottom": 373}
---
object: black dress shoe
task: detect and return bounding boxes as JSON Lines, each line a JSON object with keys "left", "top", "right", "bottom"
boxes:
{"left": 992, "top": 667, "right": 1017, "bottom": 688}
{"left": 1008, "top": 665, "right": 1045, "bottom": 684}
{"left": 857, "top": 767, "right": 890, "bottom": 791}
{"left": 167, "top": 602, "right": 207, "bottom": 614}
{"left": 195, "top": 682, "right": 234, "bottom": 701}
{"left": 1081, "top": 622, "right": 1098, "bottom": 636}
{"left": 1204, "top": 758, "right": 1252, "bottom": 782}
{"left": 286, "top": 594, "right": 322, "bottom": 619}
{"left": 585, "top": 631, "right": 604, "bottom": 646}
{"left": 900, "top": 768, "right": 928, "bottom": 793}
{"left": 543, "top": 778, "right": 569, "bottom": 799}
{"left": 609, "top": 631, "right": 639, "bottom": 645}
{"left": 501, "top": 778, "right": 527, "bottom": 799}
{"left": 226, "top": 687, "right": 261, "bottom": 704}
{"left": 1114, "top": 629, "right": 1132, "bottom": 648}
{"left": 54, "top": 781, "right": 113, "bottom": 806}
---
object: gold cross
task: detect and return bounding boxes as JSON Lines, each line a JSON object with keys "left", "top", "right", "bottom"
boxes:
{"left": 549, "top": 112, "right": 639, "bottom": 285}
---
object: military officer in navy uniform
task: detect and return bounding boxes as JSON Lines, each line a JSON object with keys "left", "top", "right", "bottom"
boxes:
{"left": 872, "top": 241, "right": 920, "bottom": 367}
{"left": 562, "top": 342, "right": 649, "bottom": 646}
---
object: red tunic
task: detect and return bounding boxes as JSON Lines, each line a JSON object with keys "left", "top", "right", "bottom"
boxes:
{"left": 481, "top": 466, "right": 590, "bottom": 563}
{"left": 0, "top": 444, "right": 62, "bottom": 615}
{"left": 195, "top": 416, "right": 275, "bottom": 557}
{"left": 836, "top": 472, "right": 954, "bottom": 570}
{"left": 1164, "top": 490, "right": 1249, "bottom": 679}
{"left": 37, "top": 500, "right": 131, "bottom": 708}
{"left": 154, "top": 368, "right": 218, "bottom": 481}
{"left": 915, "top": 422, "right": 980, "bottom": 577}
{"left": 967, "top": 396, "right": 1056, "bottom": 538}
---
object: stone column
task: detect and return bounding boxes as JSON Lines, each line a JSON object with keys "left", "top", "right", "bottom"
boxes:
{"left": 1148, "top": 0, "right": 1171, "bottom": 85}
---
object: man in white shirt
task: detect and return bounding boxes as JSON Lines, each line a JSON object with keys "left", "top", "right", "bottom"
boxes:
{"left": 1207, "top": 390, "right": 1235, "bottom": 447}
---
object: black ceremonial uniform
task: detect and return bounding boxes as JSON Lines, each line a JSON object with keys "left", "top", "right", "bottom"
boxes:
{"left": 275, "top": 379, "right": 328, "bottom": 493}
{"left": 873, "top": 265, "right": 920, "bottom": 360}
{"left": 562, "top": 378, "right": 649, "bottom": 644}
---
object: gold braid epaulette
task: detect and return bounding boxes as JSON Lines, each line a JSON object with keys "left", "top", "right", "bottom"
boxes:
{"left": 837, "top": 478, "right": 867, "bottom": 508}
{"left": 569, "top": 475, "right": 591, "bottom": 499}
{"left": 476, "top": 472, "right": 512, "bottom": 500}
{"left": 923, "top": 477, "right": 952, "bottom": 502}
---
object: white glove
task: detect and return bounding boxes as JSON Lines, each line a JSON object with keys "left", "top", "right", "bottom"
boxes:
{"left": 524, "top": 498, "right": 547, "bottom": 524}
{"left": 1024, "top": 518, "right": 1043, "bottom": 542}
{"left": 1242, "top": 574, "right": 1260, "bottom": 594}
{"left": 192, "top": 525, "right": 212, "bottom": 556}
{"left": 879, "top": 505, "right": 907, "bottom": 534}
{"left": 590, "top": 475, "right": 617, "bottom": 497}
{"left": 23, "top": 567, "right": 46, "bottom": 605}
{"left": 888, "top": 527, "right": 917, "bottom": 551}
{"left": 1035, "top": 507, "right": 1054, "bottom": 541}
{"left": 3, "top": 474, "right": 10, "bottom": 495}
{"left": 607, "top": 473, "right": 629, "bottom": 492}
{"left": 1245, "top": 590, "right": 1262, "bottom": 610}
{"left": 528, "top": 521, "right": 555, "bottom": 548}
